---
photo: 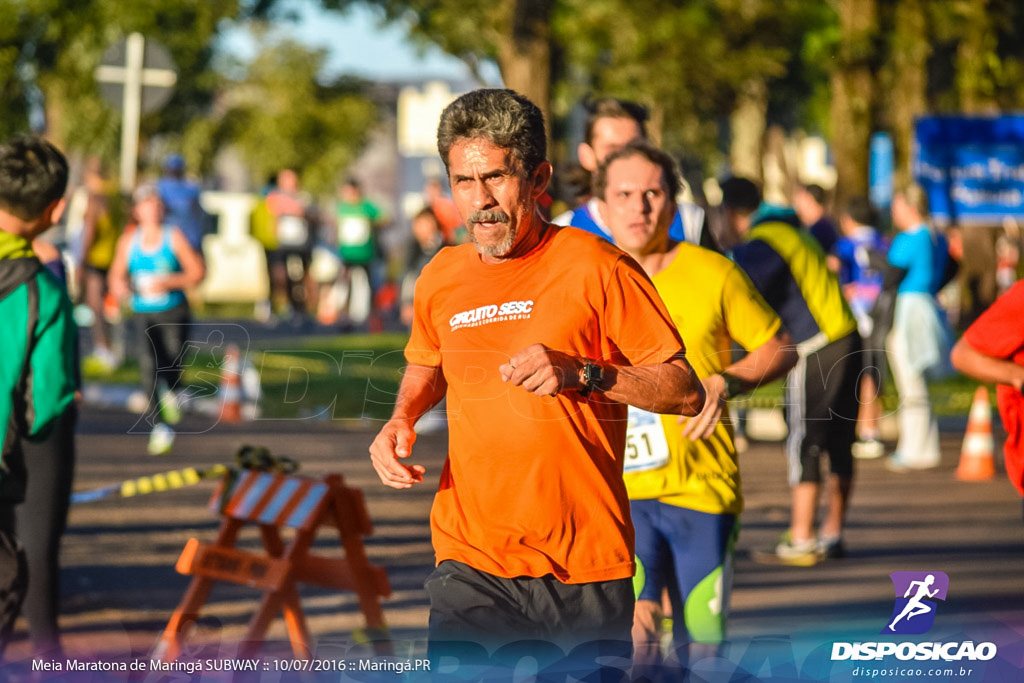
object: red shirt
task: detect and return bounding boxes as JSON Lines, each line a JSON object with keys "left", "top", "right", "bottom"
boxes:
{"left": 962, "top": 280, "right": 1024, "bottom": 496}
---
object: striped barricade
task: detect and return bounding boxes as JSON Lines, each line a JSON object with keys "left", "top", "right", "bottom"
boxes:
{"left": 153, "top": 470, "right": 392, "bottom": 661}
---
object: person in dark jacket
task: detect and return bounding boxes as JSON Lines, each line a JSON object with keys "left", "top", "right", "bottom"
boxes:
{"left": 0, "top": 134, "right": 78, "bottom": 658}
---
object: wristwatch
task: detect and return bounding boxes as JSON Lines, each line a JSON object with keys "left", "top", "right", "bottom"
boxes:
{"left": 580, "top": 361, "right": 605, "bottom": 396}
{"left": 722, "top": 373, "right": 745, "bottom": 399}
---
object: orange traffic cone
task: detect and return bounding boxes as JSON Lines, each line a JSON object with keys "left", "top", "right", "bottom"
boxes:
{"left": 956, "top": 386, "right": 996, "bottom": 481}
{"left": 219, "top": 344, "right": 243, "bottom": 425}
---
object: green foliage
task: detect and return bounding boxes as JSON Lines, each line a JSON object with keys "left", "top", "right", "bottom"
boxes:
{"left": 1, "top": 0, "right": 243, "bottom": 159}
{"left": 8, "top": 0, "right": 1024, "bottom": 196}
{"left": 82, "top": 332, "right": 410, "bottom": 421}
{"left": 323, "top": 0, "right": 500, "bottom": 81}
{"left": 552, "top": 0, "right": 830, "bottom": 170}
{"left": 324, "top": 0, "right": 1024, "bottom": 187}
{"left": 257, "top": 333, "right": 408, "bottom": 420}
{"left": 3, "top": 0, "right": 376, "bottom": 196}
{"left": 208, "top": 39, "right": 379, "bottom": 194}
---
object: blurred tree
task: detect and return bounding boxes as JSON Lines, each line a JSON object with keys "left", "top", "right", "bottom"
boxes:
{"left": 12, "top": 0, "right": 1023, "bottom": 200}
{"left": 1, "top": 0, "right": 377, "bottom": 194}
{"left": 0, "top": 0, "right": 244, "bottom": 166}
{"left": 875, "top": 0, "right": 1024, "bottom": 185}
{"left": 829, "top": 0, "right": 878, "bottom": 206}
{"left": 552, "top": 0, "right": 731, "bottom": 166}
{"left": 324, "top": 0, "right": 555, "bottom": 137}
{"left": 555, "top": 0, "right": 829, "bottom": 185}
{"left": 206, "top": 39, "right": 378, "bottom": 195}
{"left": 324, "top": 0, "right": 1024, "bottom": 201}
{"left": 951, "top": 0, "right": 999, "bottom": 114}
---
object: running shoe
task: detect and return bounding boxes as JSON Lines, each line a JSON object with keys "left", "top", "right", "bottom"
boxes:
{"left": 886, "top": 455, "right": 939, "bottom": 473}
{"left": 159, "top": 388, "right": 183, "bottom": 426}
{"left": 752, "top": 534, "right": 820, "bottom": 567}
{"left": 147, "top": 423, "right": 175, "bottom": 455}
{"left": 852, "top": 438, "right": 885, "bottom": 460}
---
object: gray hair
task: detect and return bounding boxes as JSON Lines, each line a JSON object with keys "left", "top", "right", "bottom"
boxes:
{"left": 437, "top": 89, "right": 547, "bottom": 175}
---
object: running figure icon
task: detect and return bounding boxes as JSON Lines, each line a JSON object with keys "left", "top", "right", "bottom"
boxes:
{"left": 888, "top": 574, "right": 939, "bottom": 631}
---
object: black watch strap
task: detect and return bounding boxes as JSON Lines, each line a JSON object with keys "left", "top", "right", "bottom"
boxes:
{"left": 580, "top": 361, "right": 605, "bottom": 396}
{"left": 723, "top": 374, "right": 745, "bottom": 399}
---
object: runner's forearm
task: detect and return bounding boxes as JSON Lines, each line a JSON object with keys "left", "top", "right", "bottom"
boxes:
{"left": 951, "top": 338, "right": 1024, "bottom": 393}
{"left": 390, "top": 364, "right": 447, "bottom": 425}
{"left": 599, "top": 357, "right": 705, "bottom": 416}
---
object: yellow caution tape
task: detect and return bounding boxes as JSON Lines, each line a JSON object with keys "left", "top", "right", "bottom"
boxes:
{"left": 73, "top": 445, "right": 297, "bottom": 504}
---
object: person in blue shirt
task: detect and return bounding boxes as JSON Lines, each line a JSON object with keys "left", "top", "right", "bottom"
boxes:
{"left": 885, "top": 183, "right": 953, "bottom": 472}
{"left": 830, "top": 197, "right": 888, "bottom": 459}
{"left": 156, "top": 154, "right": 207, "bottom": 251}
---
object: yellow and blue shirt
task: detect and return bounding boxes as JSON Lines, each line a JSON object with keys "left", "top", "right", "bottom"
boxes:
{"left": 732, "top": 211, "right": 857, "bottom": 350}
{"left": 623, "top": 243, "right": 780, "bottom": 515}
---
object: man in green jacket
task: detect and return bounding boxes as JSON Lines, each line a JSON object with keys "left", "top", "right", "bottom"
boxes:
{"left": 0, "top": 134, "right": 77, "bottom": 657}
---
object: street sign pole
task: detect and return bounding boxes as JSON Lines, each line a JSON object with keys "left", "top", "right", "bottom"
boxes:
{"left": 95, "top": 33, "right": 177, "bottom": 192}
{"left": 120, "top": 33, "right": 144, "bottom": 192}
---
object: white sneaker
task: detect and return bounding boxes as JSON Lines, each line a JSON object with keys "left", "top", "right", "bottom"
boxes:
{"left": 147, "top": 423, "right": 175, "bottom": 455}
{"left": 772, "top": 536, "right": 821, "bottom": 566}
{"left": 853, "top": 439, "right": 885, "bottom": 460}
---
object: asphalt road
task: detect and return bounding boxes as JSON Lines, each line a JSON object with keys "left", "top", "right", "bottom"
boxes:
{"left": 3, "top": 403, "right": 1023, "bottom": 681}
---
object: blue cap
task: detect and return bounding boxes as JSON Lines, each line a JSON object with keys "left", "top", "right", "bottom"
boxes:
{"left": 163, "top": 153, "right": 185, "bottom": 172}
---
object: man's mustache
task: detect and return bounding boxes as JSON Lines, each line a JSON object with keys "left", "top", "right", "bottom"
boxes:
{"left": 468, "top": 209, "right": 511, "bottom": 224}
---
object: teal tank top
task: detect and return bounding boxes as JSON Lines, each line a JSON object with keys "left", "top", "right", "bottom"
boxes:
{"left": 128, "top": 226, "right": 186, "bottom": 313}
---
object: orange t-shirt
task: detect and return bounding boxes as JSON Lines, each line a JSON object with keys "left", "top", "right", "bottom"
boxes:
{"left": 406, "top": 225, "right": 687, "bottom": 584}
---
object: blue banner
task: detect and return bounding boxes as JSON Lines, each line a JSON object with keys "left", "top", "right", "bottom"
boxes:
{"left": 870, "top": 132, "right": 894, "bottom": 209}
{"left": 914, "top": 114, "right": 1024, "bottom": 226}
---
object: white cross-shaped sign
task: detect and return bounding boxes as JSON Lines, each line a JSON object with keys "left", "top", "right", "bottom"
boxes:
{"left": 94, "top": 33, "right": 177, "bottom": 191}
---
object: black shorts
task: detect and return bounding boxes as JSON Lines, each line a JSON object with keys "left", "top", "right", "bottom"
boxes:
{"left": 424, "top": 560, "right": 633, "bottom": 675}
{"left": 784, "top": 332, "right": 861, "bottom": 484}
{"left": 266, "top": 247, "right": 311, "bottom": 268}
{"left": 860, "top": 338, "right": 888, "bottom": 393}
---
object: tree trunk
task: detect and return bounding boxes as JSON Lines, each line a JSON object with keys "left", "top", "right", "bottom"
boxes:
{"left": 496, "top": 0, "right": 554, "bottom": 144}
{"left": 830, "top": 0, "right": 877, "bottom": 209}
{"left": 40, "top": 81, "right": 67, "bottom": 152}
{"left": 729, "top": 77, "right": 768, "bottom": 183}
{"left": 882, "top": 0, "right": 929, "bottom": 188}
{"left": 956, "top": 0, "right": 998, "bottom": 114}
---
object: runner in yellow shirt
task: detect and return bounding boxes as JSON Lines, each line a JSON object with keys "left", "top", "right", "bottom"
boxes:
{"left": 595, "top": 141, "right": 797, "bottom": 676}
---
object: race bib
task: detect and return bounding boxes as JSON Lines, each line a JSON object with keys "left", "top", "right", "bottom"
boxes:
{"left": 276, "top": 214, "right": 309, "bottom": 246}
{"left": 132, "top": 273, "right": 170, "bottom": 308}
{"left": 339, "top": 215, "right": 371, "bottom": 247}
{"left": 624, "top": 406, "right": 671, "bottom": 473}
